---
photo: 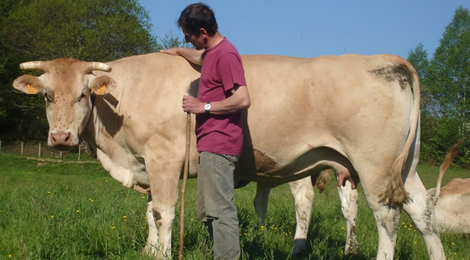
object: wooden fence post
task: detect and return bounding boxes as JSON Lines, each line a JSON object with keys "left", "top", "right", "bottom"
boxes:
{"left": 21, "top": 142, "right": 24, "bottom": 156}
{"left": 39, "top": 143, "right": 42, "bottom": 157}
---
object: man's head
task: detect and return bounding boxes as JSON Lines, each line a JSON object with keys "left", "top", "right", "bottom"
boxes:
{"left": 178, "top": 3, "right": 218, "bottom": 49}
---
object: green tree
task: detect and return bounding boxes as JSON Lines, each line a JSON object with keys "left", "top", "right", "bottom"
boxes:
{"left": 160, "top": 32, "right": 192, "bottom": 50}
{"left": 0, "top": 0, "right": 160, "bottom": 141}
{"left": 407, "top": 44, "right": 437, "bottom": 164}
{"left": 1, "top": 0, "right": 159, "bottom": 61}
{"left": 427, "top": 6, "right": 470, "bottom": 124}
{"left": 424, "top": 6, "right": 470, "bottom": 166}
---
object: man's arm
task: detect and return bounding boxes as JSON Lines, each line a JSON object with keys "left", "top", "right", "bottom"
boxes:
{"left": 209, "top": 85, "right": 251, "bottom": 115}
{"left": 182, "top": 85, "right": 250, "bottom": 115}
{"left": 160, "top": 47, "right": 204, "bottom": 65}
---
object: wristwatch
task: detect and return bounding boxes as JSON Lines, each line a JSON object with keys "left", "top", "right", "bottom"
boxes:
{"left": 204, "top": 102, "right": 211, "bottom": 114}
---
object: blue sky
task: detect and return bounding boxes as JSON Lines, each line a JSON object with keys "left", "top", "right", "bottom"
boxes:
{"left": 139, "top": 1, "right": 469, "bottom": 59}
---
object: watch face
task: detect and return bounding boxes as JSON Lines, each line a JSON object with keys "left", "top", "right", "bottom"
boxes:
{"left": 205, "top": 103, "right": 211, "bottom": 110}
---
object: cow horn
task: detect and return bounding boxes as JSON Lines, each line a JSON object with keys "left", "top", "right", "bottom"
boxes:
{"left": 87, "top": 62, "right": 112, "bottom": 72}
{"left": 19, "top": 61, "right": 46, "bottom": 71}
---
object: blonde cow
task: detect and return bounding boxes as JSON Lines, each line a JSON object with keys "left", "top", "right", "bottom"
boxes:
{"left": 13, "top": 53, "right": 444, "bottom": 259}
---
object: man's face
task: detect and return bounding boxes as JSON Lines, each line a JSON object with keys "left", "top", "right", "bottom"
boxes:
{"left": 183, "top": 28, "right": 206, "bottom": 50}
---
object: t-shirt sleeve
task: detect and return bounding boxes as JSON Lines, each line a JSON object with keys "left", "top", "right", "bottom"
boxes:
{"left": 217, "top": 53, "right": 247, "bottom": 93}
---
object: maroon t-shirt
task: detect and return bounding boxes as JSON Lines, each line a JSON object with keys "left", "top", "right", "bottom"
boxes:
{"left": 196, "top": 38, "right": 247, "bottom": 156}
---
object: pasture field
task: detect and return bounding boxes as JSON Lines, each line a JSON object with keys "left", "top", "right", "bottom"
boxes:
{"left": 0, "top": 153, "right": 469, "bottom": 260}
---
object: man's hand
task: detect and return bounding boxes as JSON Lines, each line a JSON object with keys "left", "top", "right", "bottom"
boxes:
{"left": 182, "top": 95, "right": 204, "bottom": 114}
{"left": 160, "top": 48, "right": 204, "bottom": 65}
{"left": 160, "top": 47, "right": 183, "bottom": 56}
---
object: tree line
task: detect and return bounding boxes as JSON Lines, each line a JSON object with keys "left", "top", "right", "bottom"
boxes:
{"left": 0, "top": 1, "right": 469, "bottom": 167}
{"left": 408, "top": 6, "right": 470, "bottom": 166}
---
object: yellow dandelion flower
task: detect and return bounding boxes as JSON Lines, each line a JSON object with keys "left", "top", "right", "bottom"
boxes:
{"left": 47, "top": 191, "right": 51, "bottom": 194}
{"left": 50, "top": 215, "right": 54, "bottom": 218}
{"left": 76, "top": 210, "right": 80, "bottom": 213}
{"left": 341, "top": 226, "right": 345, "bottom": 230}
{"left": 452, "top": 242, "right": 456, "bottom": 246}
{"left": 8, "top": 254, "right": 12, "bottom": 258}
{"left": 112, "top": 226, "right": 116, "bottom": 230}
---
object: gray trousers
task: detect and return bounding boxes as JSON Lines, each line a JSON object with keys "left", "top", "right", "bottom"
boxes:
{"left": 197, "top": 152, "right": 240, "bottom": 260}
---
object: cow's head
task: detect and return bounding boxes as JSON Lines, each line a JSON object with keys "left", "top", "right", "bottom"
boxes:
{"left": 13, "top": 58, "right": 116, "bottom": 147}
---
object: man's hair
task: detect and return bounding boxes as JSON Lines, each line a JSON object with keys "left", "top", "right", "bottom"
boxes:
{"left": 178, "top": 3, "right": 218, "bottom": 37}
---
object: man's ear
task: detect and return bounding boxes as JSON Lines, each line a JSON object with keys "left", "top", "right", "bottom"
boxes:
{"left": 199, "top": 28, "right": 208, "bottom": 38}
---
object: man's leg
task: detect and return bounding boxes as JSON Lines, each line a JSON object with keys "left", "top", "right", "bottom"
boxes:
{"left": 197, "top": 152, "right": 240, "bottom": 260}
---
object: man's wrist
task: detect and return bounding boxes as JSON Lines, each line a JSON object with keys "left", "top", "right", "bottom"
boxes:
{"left": 204, "top": 102, "right": 211, "bottom": 114}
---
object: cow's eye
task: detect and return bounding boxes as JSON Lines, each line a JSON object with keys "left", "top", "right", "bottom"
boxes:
{"left": 77, "top": 93, "right": 87, "bottom": 103}
{"left": 44, "top": 93, "right": 53, "bottom": 104}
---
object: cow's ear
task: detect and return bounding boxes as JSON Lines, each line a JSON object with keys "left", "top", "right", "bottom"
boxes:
{"left": 13, "top": 75, "right": 44, "bottom": 95}
{"left": 90, "top": 75, "right": 117, "bottom": 95}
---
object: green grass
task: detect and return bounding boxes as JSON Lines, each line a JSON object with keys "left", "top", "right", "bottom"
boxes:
{"left": 0, "top": 153, "right": 469, "bottom": 259}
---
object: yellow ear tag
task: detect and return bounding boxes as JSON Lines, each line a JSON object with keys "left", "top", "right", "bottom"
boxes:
{"left": 95, "top": 84, "right": 107, "bottom": 95}
{"left": 26, "top": 84, "right": 37, "bottom": 94}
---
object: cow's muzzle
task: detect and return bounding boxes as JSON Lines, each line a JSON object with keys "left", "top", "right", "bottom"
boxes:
{"left": 50, "top": 131, "right": 73, "bottom": 147}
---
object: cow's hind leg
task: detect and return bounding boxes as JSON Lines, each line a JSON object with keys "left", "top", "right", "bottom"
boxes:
{"left": 403, "top": 171, "right": 445, "bottom": 260}
{"left": 337, "top": 180, "right": 359, "bottom": 255}
{"left": 288, "top": 177, "right": 315, "bottom": 257}
{"left": 360, "top": 180, "right": 401, "bottom": 260}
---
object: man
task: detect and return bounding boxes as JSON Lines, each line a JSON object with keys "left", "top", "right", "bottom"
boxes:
{"left": 161, "top": 3, "right": 250, "bottom": 260}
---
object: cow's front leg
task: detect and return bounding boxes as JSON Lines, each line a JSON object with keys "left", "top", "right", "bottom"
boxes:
{"left": 288, "top": 177, "right": 314, "bottom": 257}
{"left": 337, "top": 180, "right": 359, "bottom": 255}
{"left": 144, "top": 194, "right": 160, "bottom": 256}
{"left": 146, "top": 161, "right": 181, "bottom": 260}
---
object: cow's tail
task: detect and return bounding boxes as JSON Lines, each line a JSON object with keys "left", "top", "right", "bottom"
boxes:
{"left": 432, "top": 141, "right": 462, "bottom": 203}
{"left": 380, "top": 56, "right": 421, "bottom": 207}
